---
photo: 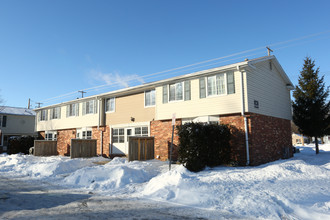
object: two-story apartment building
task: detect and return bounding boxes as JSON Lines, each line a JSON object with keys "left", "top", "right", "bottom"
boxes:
{"left": 35, "top": 55, "right": 294, "bottom": 165}
{"left": 0, "top": 106, "right": 36, "bottom": 152}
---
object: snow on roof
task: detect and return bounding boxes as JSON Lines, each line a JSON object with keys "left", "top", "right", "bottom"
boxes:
{"left": 0, "top": 106, "right": 36, "bottom": 116}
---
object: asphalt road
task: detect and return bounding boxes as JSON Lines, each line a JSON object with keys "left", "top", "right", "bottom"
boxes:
{"left": 0, "top": 175, "right": 236, "bottom": 220}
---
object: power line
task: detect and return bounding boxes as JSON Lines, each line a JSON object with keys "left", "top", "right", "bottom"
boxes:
{"left": 37, "top": 30, "right": 330, "bottom": 105}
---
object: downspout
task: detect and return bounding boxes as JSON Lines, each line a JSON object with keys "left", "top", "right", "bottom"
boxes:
{"left": 237, "top": 65, "right": 250, "bottom": 165}
{"left": 97, "top": 97, "right": 103, "bottom": 156}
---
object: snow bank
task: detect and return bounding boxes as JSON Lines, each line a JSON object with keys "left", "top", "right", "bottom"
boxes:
{"left": 63, "top": 158, "right": 166, "bottom": 192}
{"left": 1, "top": 144, "right": 330, "bottom": 219}
{"left": 0, "top": 154, "right": 108, "bottom": 178}
{"left": 142, "top": 144, "right": 330, "bottom": 219}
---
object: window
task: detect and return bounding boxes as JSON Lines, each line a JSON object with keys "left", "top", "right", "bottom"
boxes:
{"left": 135, "top": 127, "right": 148, "bottom": 136}
{"left": 45, "top": 131, "right": 57, "bottom": 140}
{"left": 50, "top": 107, "right": 61, "bottom": 120}
{"left": 169, "top": 82, "right": 183, "bottom": 101}
{"left": 67, "top": 103, "right": 79, "bottom": 117}
{"left": 39, "top": 109, "right": 48, "bottom": 121}
{"left": 105, "top": 98, "right": 115, "bottom": 112}
{"left": 200, "top": 71, "right": 235, "bottom": 98}
{"left": 0, "top": 116, "right": 5, "bottom": 127}
{"left": 83, "top": 100, "right": 96, "bottom": 115}
{"left": 207, "top": 73, "right": 226, "bottom": 96}
{"left": 113, "top": 128, "right": 124, "bottom": 143}
{"left": 145, "top": 90, "right": 155, "bottom": 107}
{"left": 76, "top": 128, "right": 92, "bottom": 139}
{"left": 163, "top": 80, "right": 191, "bottom": 103}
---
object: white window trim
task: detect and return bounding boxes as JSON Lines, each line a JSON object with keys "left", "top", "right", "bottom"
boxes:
{"left": 45, "top": 130, "right": 57, "bottom": 141}
{"left": 206, "top": 72, "right": 228, "bottom": 98}
{"left": 76, "top": 127, "right": 93, "bottom": 139}
{"left": 144, "top": 89, "right": 156, "bottom": 108}
{"left": 50, "top": 107, "right": 61, "bottom": 120}
{"left": 165, "top": 81, "right": 184, "bottom": 103}
{"left": 67, "top": 103, "right": 79, "bottom": 117}
{"left": 105, "top": 97, "right": 116, "bottom": 113}
{"left": 40, "top": 109, "right": 48, "bottom": 121}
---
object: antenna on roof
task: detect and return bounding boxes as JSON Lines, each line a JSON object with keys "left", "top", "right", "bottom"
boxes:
{"left": 36, "top": 102, "right": 43, "bottom": 108}
{"left": 78, "top": 90, "right": 86, "bottom": 98}
{"left": 266, "top": 47, "right": 273, "bottom": 56}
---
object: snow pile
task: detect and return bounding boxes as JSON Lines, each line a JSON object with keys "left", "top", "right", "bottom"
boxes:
{"left": 1, "top": 144, "right": 330, "bottom": 219}
{"left": 142, "top": 144, "right": 330, "bottom": 219}
{"left": 63, "top": 158, "right": 165, "bottom": 191}
{"left": 0, "top": 154, "right": 107, "bottom": 178}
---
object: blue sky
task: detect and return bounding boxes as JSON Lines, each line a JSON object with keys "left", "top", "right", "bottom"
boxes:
{"left": 1, "top": 0, "right": 330, "bottom": 108}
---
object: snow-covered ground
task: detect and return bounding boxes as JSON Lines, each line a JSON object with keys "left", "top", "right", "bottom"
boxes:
{"left": 1, "top": 144, "right": 330, "bottom": 219}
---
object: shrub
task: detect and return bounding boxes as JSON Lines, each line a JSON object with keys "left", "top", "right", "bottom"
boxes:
{"left": 177, "top": 122, "right": 231, "bottom": 172}
{"left": 8, "top": 136, "right": 35, "bottom": 154}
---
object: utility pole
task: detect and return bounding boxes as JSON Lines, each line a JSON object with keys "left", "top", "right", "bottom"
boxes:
{"left": 28, "top": 98, "right": 31, "bottom": 109}
{"left": 36, "top": 102, "right": 42, "bottom": 108}
{"left": 78, "top": 90, "right": 86, "bottom": 98}
{"left": 266, "top": 47, "right": 273, "bottom": 56}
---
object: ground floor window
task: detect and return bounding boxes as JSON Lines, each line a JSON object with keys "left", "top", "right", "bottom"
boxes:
{"left": 76, "top": 128, "right": 93, "bottom": 139}
{"left": 45, "top": 131, "right": 57, "bottom": 140}
{"left": 135, "top": 126, "right": 148, "bottom": 136}
{"left": 113, "top": 128, "right": 124, "bottom": 143}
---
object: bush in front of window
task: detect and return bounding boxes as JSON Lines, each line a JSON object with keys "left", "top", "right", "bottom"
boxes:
{"left": 177, "top": 122, "right": 231, "bottom": 172}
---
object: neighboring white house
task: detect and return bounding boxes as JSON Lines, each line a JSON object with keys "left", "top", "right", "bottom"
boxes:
{"left": 0, "top": 106, "right": 36, "bottom": 152}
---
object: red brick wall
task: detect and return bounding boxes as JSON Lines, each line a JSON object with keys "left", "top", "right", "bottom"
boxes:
{"left": 220, "top": 114, "right": 248, "bottom": 165}
{"left": 248, "top": 113, "right": 292, "bottom": 165}
{"left": 150, "top": 119, "right": 181, "bottom": 161}
{"left": 221, "top": 113, "right": 292, "bottom": 165}
{"left": 57, "top": 129, "right": 76, "bottom": 156}
{"left": 92, "top": 126, "right": 110, "bottom": 157}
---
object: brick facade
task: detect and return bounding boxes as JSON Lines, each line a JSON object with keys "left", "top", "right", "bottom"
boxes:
{"left": 92, "top": 126, "right": 110, "bottom": 157}
{"left": 221, "top": 113, "right": 292, "bottom": 165}
{"left": 57, "top": 129, "right": 76, "bottom": 156}
{"left": 150, "top": 119, "right": 182, "bottom": 161}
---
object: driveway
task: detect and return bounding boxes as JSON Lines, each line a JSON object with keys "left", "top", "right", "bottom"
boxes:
{"left": 0, "top": 175, "right": 234, "bottom": 220}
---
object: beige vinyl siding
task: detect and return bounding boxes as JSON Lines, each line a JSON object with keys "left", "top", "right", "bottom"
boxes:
{"left": 36, "top": 101, "right": 100, "bottom": 131}
{"left": 106, "top": 92, "right": 155, "bottom": 125}
{"left": 1, "top": 115, "right": 35, "bottom": 135}
{"left": 246, "top": 61, "right": 292, "bottom": 120}
{"left": 155, "top": 71, "right": 242, "bottom": 120}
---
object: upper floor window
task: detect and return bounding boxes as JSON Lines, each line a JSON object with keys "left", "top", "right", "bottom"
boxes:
{"left": 145, "top": 90, "right": 155, "bottom": 107}
{"left": 105, "top": 98, "right": 115, "bottom": 112}
{"left": 83, "top": 100, "right": 96, "bottom": 115}
{"left": 50, "top": 107, "right": 61, "bottom": 120}
{"left": 39, "top": 109, "right": 48, "bottom": 121}
{"left": 0, "top": 115, "right": 6, "bottom": 127}
{"left": 162, "top": 80, "right": 191, "bottom": 103}
{"left": 200, "top": 71, "right": 235, "bottom": 98}
{"left": 67, "top": 103, "right": 79, "bottom": 117}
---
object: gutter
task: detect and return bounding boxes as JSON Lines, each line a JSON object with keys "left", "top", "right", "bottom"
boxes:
{"left": 237, "top": 65, "right": 250, "bottom": 165}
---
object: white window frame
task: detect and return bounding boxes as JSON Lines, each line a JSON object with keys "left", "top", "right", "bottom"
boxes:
{"left": 45, "top": 131, "right": 57, "bottom": 141}
{"left": 169, "top": 82, "right": 183, "bottom": 102}
{"left": 76, "top": 127, "right": 93, "bottom": 139}
{"left": 105, "top": 97, "right": 115, "bottom": 113}
{"left": 84, "top": 100, "right": 95, "bottom": 115}
{"left": 67, "top": 103, "right": 79, "bottom": 117}
{"left": 144, "top": 90, "right": 156, "bottom": 107}
{"left": 50, "top": 107, "right": 61, "bottom": 120}
{"left": 207, "top": 73, "right": 227, "bottom": 97}
{"left": 134, "top": 126, "right": 149, "bottom": 137}
{"left": 113, "top": 128, "right": 124, "bottom": 143}
{"left": 40, "top": 109, "right": 48, "bottom": 121}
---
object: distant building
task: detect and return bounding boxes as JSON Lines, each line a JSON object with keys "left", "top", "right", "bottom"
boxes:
{"left": 0, "top": 106, "right": 36, "bottom": 152}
